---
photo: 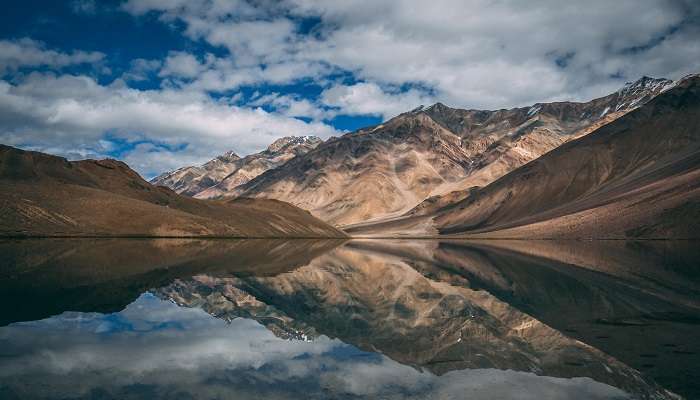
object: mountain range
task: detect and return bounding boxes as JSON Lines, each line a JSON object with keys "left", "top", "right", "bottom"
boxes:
{"left": 231, "top": 76, "right": 677, "bottom": 227}
{"left": 150, "top": 136, "right": 322, "bottom": 198}
{"left": 350, "top": 74, "right": 700, "bottom": 238}
{"left": 152, "top": 76, "right": 682, "bottom": 228}
{"left": 1, "top": 74, "right": 697, "bottom": 239}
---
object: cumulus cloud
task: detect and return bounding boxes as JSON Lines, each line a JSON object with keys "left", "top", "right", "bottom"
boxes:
{"left": 0, "top": 294, "right": 628, "bottom": 400}
{"left": 250, "top": 92, "right": 330, "bottom": 121}
{"left": 122, "top": 58, "right": 162, "bottom": 82}
{"left": 290, "top": 0, "right": 700, "bottom": 106}
{"left": 159, "top": 51, "right": 204, "bottom": 79}
{"left": 0, "top": 38, "right": 104, "bottom": 74}
{"left": 247, "top": 82, "right": 433, "bottom": 122}
{"left": 154, "top": 49, "right": 333, "bottom": 94}
{"left": 0, "top": 72, "right": 338, "bottom": 177}
{"left": 321, "top": 82, "right": 434, "bottom": 119}
{"left": 124, "top": 0, "right": 700, "bottom": 108}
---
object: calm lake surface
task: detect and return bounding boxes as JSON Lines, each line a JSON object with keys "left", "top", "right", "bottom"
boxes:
{"left": 0, "top": 239, "right": 698, "bottom": 400}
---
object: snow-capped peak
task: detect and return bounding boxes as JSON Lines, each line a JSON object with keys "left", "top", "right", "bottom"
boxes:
{"left": 266, "top": 135, "right": 322, "bottom": 153}
{"left": 618, "top": 76, "right": 673, "bottom": 95}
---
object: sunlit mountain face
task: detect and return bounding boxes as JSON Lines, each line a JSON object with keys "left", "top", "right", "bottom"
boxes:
{"left": 1, "top": 238, "right": 698, "bottom": 399}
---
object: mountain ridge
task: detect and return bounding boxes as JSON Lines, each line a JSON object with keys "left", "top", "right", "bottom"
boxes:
{"left": 0, "top": 144, "right": 345, "bottom": 238}
{"left": 150, "top": 135, "right": 322, "bottom": 198}
{"left": 348, "top": 74, "right": 700, "bottom": 238}
{"left": 233, "top": 76, "right": 674, "bottom": 225}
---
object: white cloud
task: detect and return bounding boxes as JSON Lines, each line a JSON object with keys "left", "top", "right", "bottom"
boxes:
{"left": 123, "top": 58, "right": 162, "bottom": 82}
{"left": 0, "top": 294, "right": 629, "bottom": 400}
{"left": 247, "top": 82, "right": 434, "bottom": 122}
{"left": 199, "top": 19, "right": 298, "bottom": 66}
{"left": 321, "top": 82, "right": 434, "bottom": 119}
{"left": 0, "top": 38, "right": 104, "bottom": 74}
{"left": 0, "top": 72, "right": 338, "bottom": 177}
{"left": 159, "top": 51, "right": 205, "bottom": 79}
{"left": 292, "top": 0, "right": 700, "bottom": 107}
{"left": 123, "top": 0, "right": 700, "bottom": 109}
{"left": 250, "top": 92, "right": 330, "bottom": 121}
{"left": 154, "top": 49, "right": 333, "bottom": 93}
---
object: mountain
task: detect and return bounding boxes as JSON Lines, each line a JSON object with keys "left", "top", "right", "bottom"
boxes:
{"left": 0, "top": 145, "right": 345, "bottom": 238}
{"left": 234, "top": 77, "right": 673, "bottom": 226}
{"left": 350, "top": 74, "right": 700, "bottom": 239}
{"left": 150, "top": 136, "right": 322, "bottom": 198}
{"left": 149, "top": 150, "right": 241, "bottom": 196}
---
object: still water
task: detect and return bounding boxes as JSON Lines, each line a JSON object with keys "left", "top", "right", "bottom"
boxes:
{"left": 0, "top": 239, "right": 698, "bottom": 399}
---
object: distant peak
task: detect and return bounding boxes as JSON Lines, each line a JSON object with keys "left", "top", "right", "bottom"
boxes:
{"left": 405, "top": 102, "right": 452, "bottom": 117}
{"left": 266, "top": 135, "right": 322, "bottom": 153}
{"left": 423, "top": 102, "right": 454, "bottom": 116}
{"left": 217, "top": 150, "right": 240, "bottom": 161}
{"left": 200, "top": 149, "right": 240, "bottom": 170}
{"left": 619, "top": 75, "right": 672, "bottom": 93}
{"left": 428, "top": 102, "right": 449, "bottom": 109}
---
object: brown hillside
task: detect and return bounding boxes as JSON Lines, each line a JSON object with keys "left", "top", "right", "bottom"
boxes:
{"left": 433, "top": 75, "right": 700, "bottom": 238}
{"left": 0, "top": 145, "right": 345, "bottom": 238}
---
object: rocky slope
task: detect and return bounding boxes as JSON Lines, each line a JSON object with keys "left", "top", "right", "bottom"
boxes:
{"left": 349, "top": 74, "right": 700, "bottom": 238}
{"left": 432, "top": 74, "right": 700, "bottom": 238}
{"left": 0, "top": 145, "right": 345, "bottom": 238}
{"left": 234, "top": 77, "right": 673, "bottom": 226}
{"left": 149, "top": 150, "right": 241, "bottom": 196}
{"left": 151, "top": 136, "right": 322, "bottom": 198}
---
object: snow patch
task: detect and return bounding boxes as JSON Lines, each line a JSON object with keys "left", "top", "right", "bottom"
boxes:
{"left": 526, "top": 105, "right": 541, "bottom": 117}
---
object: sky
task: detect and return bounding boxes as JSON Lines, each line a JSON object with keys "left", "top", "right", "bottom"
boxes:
{"left": 1, "top": 0, "right": 699, "bottom": 178}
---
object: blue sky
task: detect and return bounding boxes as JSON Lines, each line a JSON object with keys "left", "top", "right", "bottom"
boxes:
{"left": 1, "top": 0, "right": 699, "bottom": 178}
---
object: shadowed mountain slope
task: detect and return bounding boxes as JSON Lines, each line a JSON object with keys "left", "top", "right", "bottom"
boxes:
{"left": 433, "top": 75, "right": 700, "bottom": 238}
{"left": 349, "top": 75, "right": 699, "bottom": 238}
{"left": 0, "top": 145, "right": 345, "bottom": 238}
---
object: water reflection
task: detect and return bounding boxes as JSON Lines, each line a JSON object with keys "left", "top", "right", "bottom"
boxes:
{"left": 0, "top": 294, "right": 628, "bottom": 400}
{"left": 0, "top": 238, "right": 343, "bottom": 325}
{"left": 0, "top": 238, "right": 698, "bottom": 399}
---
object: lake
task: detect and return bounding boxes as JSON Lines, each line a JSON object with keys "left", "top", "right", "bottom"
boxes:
{"left": 1, "top": 238, "right": 698, "bottom": 399}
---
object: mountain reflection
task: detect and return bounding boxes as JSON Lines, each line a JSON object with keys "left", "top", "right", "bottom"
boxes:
{"left": 1, "top": 238, "right": 698, "bottom": 399}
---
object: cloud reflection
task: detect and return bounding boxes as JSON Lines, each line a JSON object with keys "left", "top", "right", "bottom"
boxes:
{"left": 0, "top": 293, "right": 629, "bottom": 400}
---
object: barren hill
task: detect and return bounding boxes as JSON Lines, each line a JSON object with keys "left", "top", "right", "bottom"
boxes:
{"left": 0, "top": 145, "right": 345, "bottom": 238}
{"left": 434, "top": 75, "right": 700, "bottom": 238}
